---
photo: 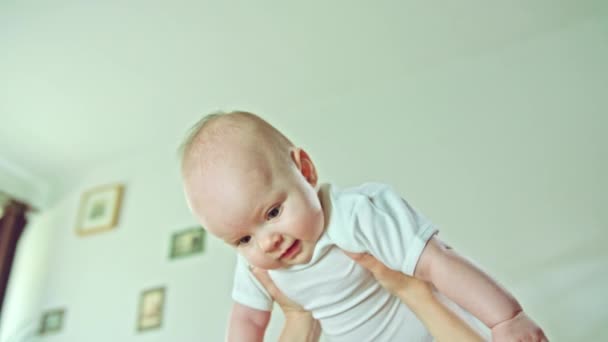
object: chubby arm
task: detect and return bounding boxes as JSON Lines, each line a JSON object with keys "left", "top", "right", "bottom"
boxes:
{"left": 415, "top": 237, "right": 547, "bottom": 341}
{"left": 226, "top": 302, "right": 271, "bottom": 342}
{"left": 414, "top": 237, "right": 520, "bottom": 327}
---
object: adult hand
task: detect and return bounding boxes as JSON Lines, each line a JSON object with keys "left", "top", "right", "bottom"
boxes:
{"left": 344, "top": 250, "right": 485, "bottom": 342}
{"left": 250, "top": 267, "right": 321, "bottom": 342}
{"left": 343, "top": 251, "right": 433, "bottom": 299}
{"left": 250, "top": 267, "right": 308, "bottom": 318}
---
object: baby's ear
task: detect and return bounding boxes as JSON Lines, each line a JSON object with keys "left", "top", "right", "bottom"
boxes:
{"left": 291, "top": 148, "right": 318, "bottom": 187}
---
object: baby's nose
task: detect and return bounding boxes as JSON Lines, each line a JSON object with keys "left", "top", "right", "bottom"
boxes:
{"left": 258, "top": 233, "right": 283, "bottom": 253}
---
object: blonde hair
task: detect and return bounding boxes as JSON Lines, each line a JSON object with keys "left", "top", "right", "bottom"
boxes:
{"left": 178, "top": 111, "right": 294, "bottom": 171}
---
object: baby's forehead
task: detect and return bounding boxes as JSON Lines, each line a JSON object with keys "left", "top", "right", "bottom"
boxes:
{"left": 200, "top": 165, "right": 276, "bottom": 238}
{"left": 212, "top": 143, "right": 274, "bottom": 179}
{"left": 198, "top": 147, "right": 275, "bottom": 200}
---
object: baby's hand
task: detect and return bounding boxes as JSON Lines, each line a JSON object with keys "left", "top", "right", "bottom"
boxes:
{"left": 491, "top": 311, "right": 547, "bottom": 342}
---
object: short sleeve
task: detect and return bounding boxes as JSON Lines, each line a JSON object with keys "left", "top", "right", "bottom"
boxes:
{"left": 231, "top": 254, "right": 274, "bottom": 311}
{"left": 341, "top": 184, "right": 438, "bottom": 276}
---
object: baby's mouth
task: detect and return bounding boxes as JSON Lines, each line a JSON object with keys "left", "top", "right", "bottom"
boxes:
{"left": 280, "top": 240, "right": 301, "bottom": 260}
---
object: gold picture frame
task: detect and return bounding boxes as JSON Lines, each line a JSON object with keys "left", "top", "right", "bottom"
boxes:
{"left": 136, "top": 287, "right": 165, "bottom": 332}
{"left": 75, "top": 183, "right": 124, "bottom": 236}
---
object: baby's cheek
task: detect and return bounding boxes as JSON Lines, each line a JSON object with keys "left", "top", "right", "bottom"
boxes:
{"left": 294, "top": 205, "right": 324, "bottom": 240}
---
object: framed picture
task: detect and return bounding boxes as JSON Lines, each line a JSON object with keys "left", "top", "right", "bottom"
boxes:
{"left": 39, "top": 308, "right": 65, "bottom": 335}
{"left": 75, "top": 183, "right": 124, "bottom": 236}
{"left": 136, "top": 287, "right": 165, "bottom": 332}
{"left": 169, "top": 227, "right": 205, "bottom": 259}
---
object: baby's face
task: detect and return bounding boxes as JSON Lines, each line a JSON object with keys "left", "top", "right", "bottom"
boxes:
{"left": 184, "top": 145, "right": 325, "bottom": 270}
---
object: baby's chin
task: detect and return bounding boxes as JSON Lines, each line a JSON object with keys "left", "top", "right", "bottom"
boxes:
{"left": 249, "top": 261, "right": 284, "bottom": 270}
{"left": 252, "top": 262, "right": 299, "bottom": 271}
{"left": 248, "top": 253, "right": 314, "bottom": 270}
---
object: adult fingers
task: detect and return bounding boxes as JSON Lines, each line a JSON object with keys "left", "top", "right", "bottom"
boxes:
{"left": 251, "top": 266, "right": 306, "bottom": 312}
{"left": 343, "top": 250, "right": 421, "bottom": 291}
{"left": 343, "top": 251, "right": 387, "bottom": 276}
{"left": 251, "top": 267, "right": 282, "bottom": 300}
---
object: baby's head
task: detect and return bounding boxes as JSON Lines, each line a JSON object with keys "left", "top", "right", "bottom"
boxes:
{"left": 180, "top": 111, "right": 325, "bottom": 269}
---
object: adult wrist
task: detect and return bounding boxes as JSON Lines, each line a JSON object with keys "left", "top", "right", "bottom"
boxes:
{"left": 399, "top": 281, "right": 433, "bottom": 301}
{"left": 285, "top": 310, "right": 314, "bottom": 322}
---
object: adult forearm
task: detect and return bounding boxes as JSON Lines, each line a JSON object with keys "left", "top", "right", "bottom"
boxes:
{"left": 279, "top": 312, "right": 321, "bottom": 342}
{"left": 430, "top": 250, "right": 522, "bottom": 328}
{"left": 397, "top": 282, "right": 484, "bottom": 342}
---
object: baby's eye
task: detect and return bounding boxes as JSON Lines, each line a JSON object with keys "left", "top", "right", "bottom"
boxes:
{"left": 266, "top": 205, "right": 281, "bottom": 220}
{"left": 238, "top": 236, "right": 251, "bottom": 245}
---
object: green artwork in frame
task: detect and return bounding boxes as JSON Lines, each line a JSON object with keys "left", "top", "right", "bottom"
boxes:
{"left": 169, "top": 227, "right": 205, "bottom": 259}
{"left": 39, "top": 308, "right": 65, "bottom": 335}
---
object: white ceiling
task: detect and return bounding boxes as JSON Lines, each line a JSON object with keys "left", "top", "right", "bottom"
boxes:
{"left": 0, "top": 0, "right": 603, "bottom": 205}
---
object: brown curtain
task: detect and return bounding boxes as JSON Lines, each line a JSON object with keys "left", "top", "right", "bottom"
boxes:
{"left": 0, "top": 200, "right": 28, "bottom": 315}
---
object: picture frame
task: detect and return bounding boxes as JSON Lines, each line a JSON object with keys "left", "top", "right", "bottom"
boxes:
{"left": 38, "top": 308, "right": 65, "bottom": 335}
{"left": 75, "top": 183, "right": 124, "bottom": 236}
{"left": 136, "top": 287, "right": 165, "bottom": 332}
{"left": 169, "top": 227, "right": 205, "bottom": 259}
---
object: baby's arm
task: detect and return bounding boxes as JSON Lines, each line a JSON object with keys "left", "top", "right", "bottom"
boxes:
{"left": 415, "top": 237, "right": 547, "bottom": 341}
{"left": 346, "top": 251, "right": 483, "bottom": 342}
{"left": 226, "top": 302, "right": 271, "bottom": 342}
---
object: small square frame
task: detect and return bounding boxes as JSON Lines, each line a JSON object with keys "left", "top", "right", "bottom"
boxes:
{"left": 75, "top": 183, "right": 124, "bottom": 236}
{"left": 169, "top": 227, "right": 205, "bottom": 259}
{"left": 136, "top": 287, "right": 166, "bottom": 332}
{"left": 38, "top": 308, "right": 65, "bottom": 335}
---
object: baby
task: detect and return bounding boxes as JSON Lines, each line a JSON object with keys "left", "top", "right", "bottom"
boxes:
{"left": 180, "top": 111, "right": 546, "bottom": 341}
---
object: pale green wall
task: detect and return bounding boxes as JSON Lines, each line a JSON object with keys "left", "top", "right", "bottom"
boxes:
{"left": 2, "top": 3, "right": 607, "bottom": 342}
